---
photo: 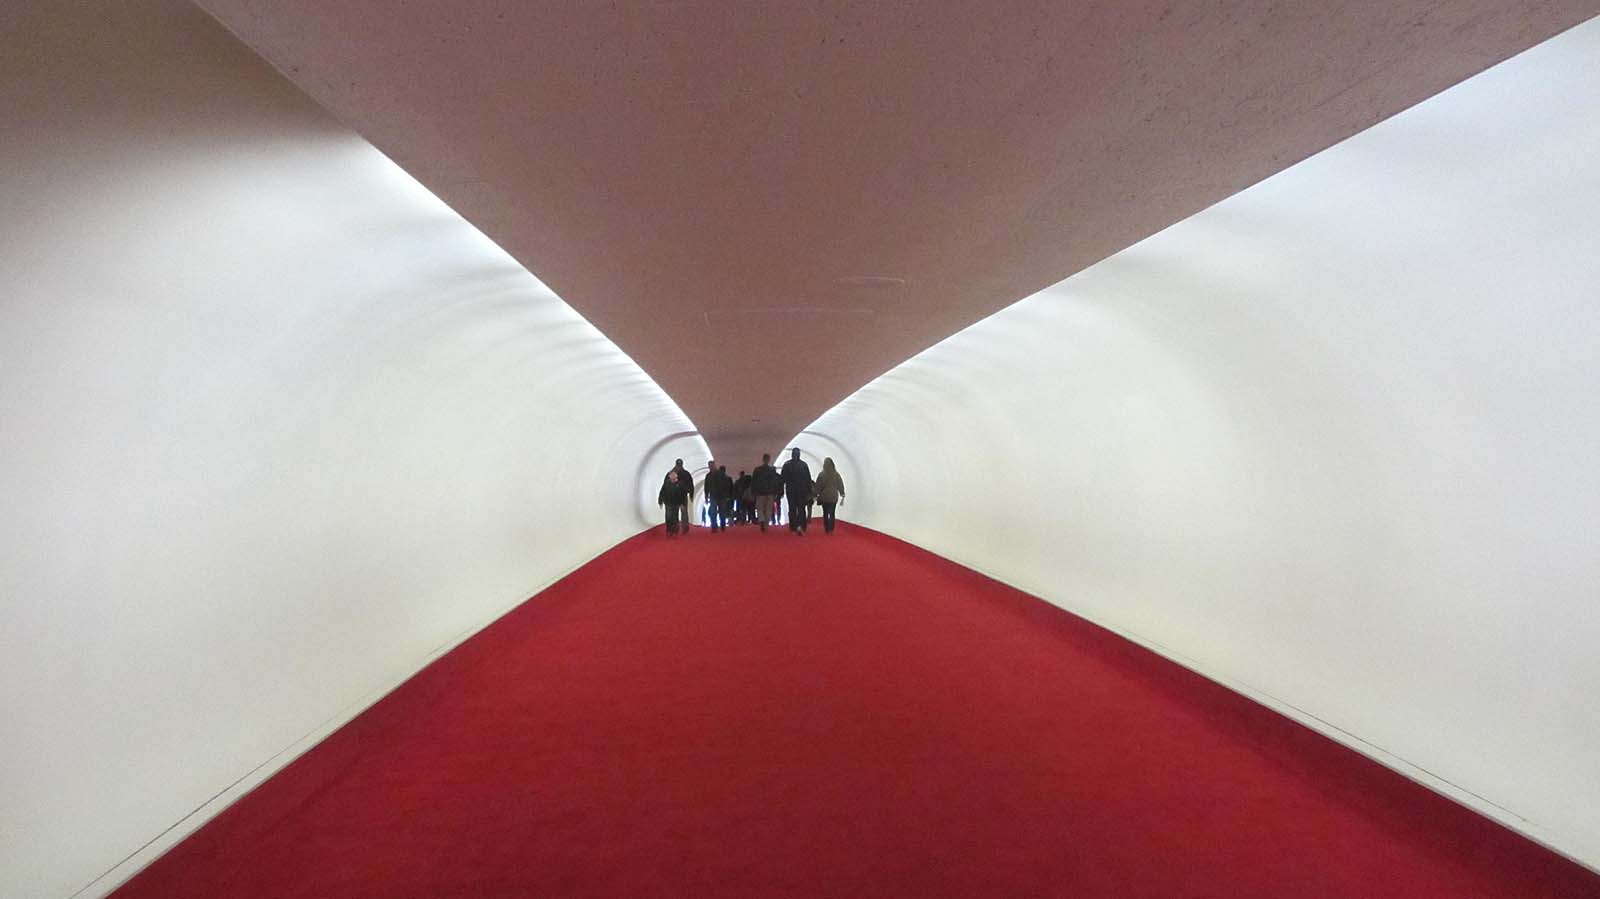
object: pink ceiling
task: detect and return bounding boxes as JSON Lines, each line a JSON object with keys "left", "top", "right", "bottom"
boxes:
{"left": 198, "top": 0, "right": 1596, "bottom": 467}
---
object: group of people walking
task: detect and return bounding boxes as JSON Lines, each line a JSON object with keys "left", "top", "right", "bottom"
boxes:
{"left": 657, "top": 449, "right": 846, "bottom": 536}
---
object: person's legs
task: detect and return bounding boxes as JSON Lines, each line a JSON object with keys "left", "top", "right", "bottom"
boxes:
{"left": 663, "top": 502, "right": 677, "bottom": 535}
{"left": 821, "top": 501, "right": 836, "bottom": 533}
{"left": 786, "top": 492, "right": 806, "bottom": 533}
{"left": 756, "top": 495, "right": 773, "bottom": 531}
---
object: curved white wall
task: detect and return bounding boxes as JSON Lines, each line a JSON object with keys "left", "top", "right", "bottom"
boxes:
{"left": 0, "top": 4, "right": 703, "bottom": 896}
{"left": 798, "top": 18, "right": 1600, "bottom": 869}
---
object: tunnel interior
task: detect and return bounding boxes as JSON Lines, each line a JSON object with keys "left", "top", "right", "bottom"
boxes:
{"left": 3, "top": 2, "right": 1599, "bottom": 896}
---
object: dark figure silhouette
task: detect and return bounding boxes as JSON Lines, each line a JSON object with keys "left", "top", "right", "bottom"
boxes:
{"left": 670, "top": 458, "right": 695, "bottom": 534}
{"left": 658, "top": 468, "right": 690, "bottom": 535}
{"left": 750, "top": 454, "right": 782, "bottom": 533}
{"left": 780, "top": 448, "right": 813, "bottom": 535}
{"left": 734, "top": 470, "right": 752, "bottom": 523}
{"left": 714, "top": 466, "right": 733, "bottom": 530}
{"left": 705, "top": 461, "right": 732, "bottom": 532}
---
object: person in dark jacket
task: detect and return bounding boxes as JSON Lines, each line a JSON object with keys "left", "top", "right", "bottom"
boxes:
{"left": 704, "top": 461, "right": 728, "bottom": 532}
{"left": 734, "top": 470, "right": 752, "bottom": 523}
{"left": 658, "top": 468, "right": 690, "bottom": 535}
{"left": 750, "top": 454, "right": 782, "bottom": 533}
{"left": 720, "top": 466, "right": 735, "bottom": 530}
{"left": 702, "top": 459, "right": 719, "bottom": 531}
{"left": 669, "top": 458, "right": 695, "bottom": 533}
{"left": 780, "top": 448, "right": 813, "bottom": 534}
{"left": 814, "top": 457, "right": 846, "bottom": 534}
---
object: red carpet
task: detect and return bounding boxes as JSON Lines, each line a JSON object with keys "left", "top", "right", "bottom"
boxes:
{"left": 115, "top": 522, "right": 1599, "bottom": 897}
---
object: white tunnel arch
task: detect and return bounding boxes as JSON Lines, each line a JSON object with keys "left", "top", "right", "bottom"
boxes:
{"left": 793, "top": 16, "right": 1600, "bottom": 871}
{"left": 0, "top": 5, "right": 703, "bottom": 895}
{"left": 6, "top": 2, "right": 1600, "bottom": 895}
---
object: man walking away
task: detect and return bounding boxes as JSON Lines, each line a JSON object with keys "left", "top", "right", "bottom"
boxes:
{"left": 780, "top": 448, "right": 813, "bottom": 535}
{"left": 658, "top": 469, "right": 689, "bottom": 535}
{"left": 705, "top": 460, "right": 727, "bottom": 532}
{"left": 814, "top": 457, "right": 846, "bottom": 534}
{"left": 735, "top": 470, "right": 752, "bottom": 524}
{"left": 751, "top": 454, "right": 782, "bottom": 533}
{"left": 715, "top": 465, "right": 734, "bottom": 531}
{"left": 671, "top": 458, "right": 695, "bottom": 534}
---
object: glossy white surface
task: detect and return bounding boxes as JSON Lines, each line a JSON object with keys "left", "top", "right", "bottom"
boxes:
{"left": 798, "top": 18, "right": 1600, "bottom": 869}
{"left": 0, "top": 5, "right": 701, "bottom": 896}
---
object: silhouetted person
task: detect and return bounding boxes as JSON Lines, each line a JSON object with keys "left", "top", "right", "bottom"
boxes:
{"left": 714, "top": 465, "right": 733, "bottom": 530}
{"left": 705, "top": 460, "right": 729, "bottom": 532}
{"left": 658, "top": 468, "right": 690, "bottom": 535}
{"left": 780, "top": 448, "right": 812, "bottom": 535}
{"left": 735, "top": 470, "right": 752, "bottom": 523}
{"left": 814, "top": 457, "right": 846, "bottom": 534}
{"left": 703, "top": 459, "right": 719, "bottom": 530}
{"left": 670, "top": 458, "right": 695, "bottom": 533}
{"left": 751, "top": 453, "right": 782, "bottom": 533}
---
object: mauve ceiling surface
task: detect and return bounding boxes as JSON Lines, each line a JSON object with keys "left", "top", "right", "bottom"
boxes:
{"left": 197, "top": 1, "right": 1597, "bottom": 467}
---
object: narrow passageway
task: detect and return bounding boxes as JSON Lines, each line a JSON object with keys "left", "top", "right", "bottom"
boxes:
{"left": 116, "top": 525, "right": 1598, "bottom": 897}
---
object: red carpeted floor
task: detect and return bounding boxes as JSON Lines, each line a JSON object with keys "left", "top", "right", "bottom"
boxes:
{"left": 115, "top": 522, "right": 1599, "bottom": 898}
